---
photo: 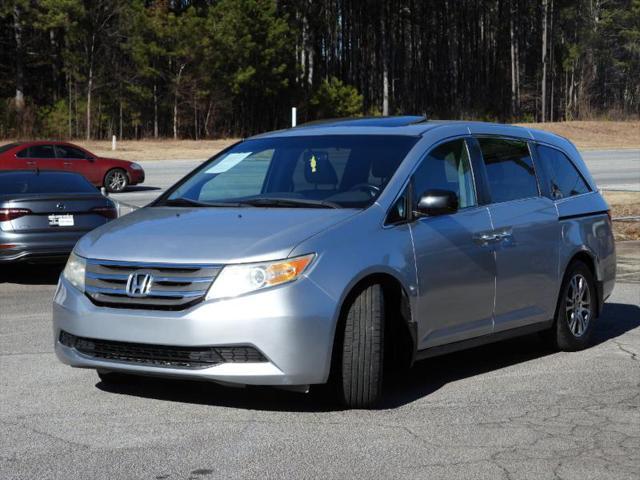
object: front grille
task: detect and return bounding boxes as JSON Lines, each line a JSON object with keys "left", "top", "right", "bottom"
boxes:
{"left": 59, "top": 331, "right": 267, "bottom": 369}
{"left": 84, "top": 259, "right": 222, "bottom": 310}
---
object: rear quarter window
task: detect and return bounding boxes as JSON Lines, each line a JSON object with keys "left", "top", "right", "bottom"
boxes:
{"left": 537, "top": 145, "right": 591, "bottom": 200}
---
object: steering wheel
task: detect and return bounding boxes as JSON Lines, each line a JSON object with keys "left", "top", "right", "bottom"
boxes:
{"left": 348, "top": 183, "right": 381, "bottom": 198}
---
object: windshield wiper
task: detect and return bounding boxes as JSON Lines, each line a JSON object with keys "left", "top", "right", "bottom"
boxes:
{"left": 237, "top": 197, "right": 340, "bottom": 209}
{"left": 159, "top": 197, "right": 249, "bottom": 208}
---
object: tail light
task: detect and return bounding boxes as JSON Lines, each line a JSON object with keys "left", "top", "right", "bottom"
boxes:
{"left": 0, "top": 208, "right": 31, "bottom": 221}
{"left": 91, "top": 206, "right": 118, "bottom": 219}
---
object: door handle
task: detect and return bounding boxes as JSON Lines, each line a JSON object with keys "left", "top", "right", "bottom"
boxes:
{"left": 26, "top": 161, "right": 36, "bottom": 166}
{"left": 473, "top": 233, "right": 499, "bottom": 245}
{"left": 63, "top": 162, "right": 73, "bottom": 166}
{"left": 474, "top": 229, "right": 514, "bottom": 246}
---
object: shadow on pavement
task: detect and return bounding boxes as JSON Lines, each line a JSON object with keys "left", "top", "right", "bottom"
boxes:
{"left": 118, "top": 186, "right": 161, "bottom": 193}
{"left": 96, "top": 301, "right": 639, "bottom": 411}
{"left": 0, "top": 262, "right": 64, "bottom": 285}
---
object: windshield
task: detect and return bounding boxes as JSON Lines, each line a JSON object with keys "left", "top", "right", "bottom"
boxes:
{"left": 162, "top": 135, "right": 418, "bottom": 208}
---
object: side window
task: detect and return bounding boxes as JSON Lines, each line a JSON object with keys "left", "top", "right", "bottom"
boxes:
{"left": 16, "top": 148, "right": 30, "bottom": 158}
{"left": 29, "top": 145, "right": 56, "bottom": 159}
{"left": 537, "top": 145, "right": 590, "bottom": 200}
{"left": 412, "top": 139, "right": 477, "bottom": 209}
{"left": 56, "top": 145, "right": 87, "bottom": 159}
{"left": 478, "top": 138, "right": 538, "bottom": 203}
{"left": 198, "top": 149, "right": 274, "bottom": 201}
{"left": 386, "top": 191, "right": 408, "bottom": 224}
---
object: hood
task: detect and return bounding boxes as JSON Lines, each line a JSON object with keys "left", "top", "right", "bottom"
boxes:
{"left": 99, "top": 157, "right": 135, "bottom": 167}
{"left": 75, "top": 206, "right": 359, "bottom": 264}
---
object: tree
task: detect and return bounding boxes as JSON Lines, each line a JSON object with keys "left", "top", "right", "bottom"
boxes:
{"left": 310, "top": 77, "right": 363, "bottom": 119}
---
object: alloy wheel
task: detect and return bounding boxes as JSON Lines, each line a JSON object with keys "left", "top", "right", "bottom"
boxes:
{"left": 565, "top": 273, "right": 591, "bottom": 337}
{"left": 107, "top": 170, "right": 127, "bottom": 192}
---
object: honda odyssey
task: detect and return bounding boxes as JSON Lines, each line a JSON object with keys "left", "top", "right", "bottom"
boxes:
{"left": 53, "top": 117, "right": 616, "bottom": 408}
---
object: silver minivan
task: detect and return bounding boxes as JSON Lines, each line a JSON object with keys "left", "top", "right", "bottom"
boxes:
{"left": 53, "top": 117, "right": 616, "bottom": 408}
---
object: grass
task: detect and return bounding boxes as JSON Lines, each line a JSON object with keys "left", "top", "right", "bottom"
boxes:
{"left": 515, "top": 120, "right": 640, "bottom": 150}
{"left": 602, "top": 191, "right": 640, "bottom": 241}
{"left": 77, "top": 138, "right": 237, "bottom": 161}
{"left": 29, "top": 120, "right": 636, "bottom": 162}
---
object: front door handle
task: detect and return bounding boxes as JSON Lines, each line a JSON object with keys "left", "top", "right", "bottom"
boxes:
{"left": 473, "top": 233, "right": 499, "bottom": 245}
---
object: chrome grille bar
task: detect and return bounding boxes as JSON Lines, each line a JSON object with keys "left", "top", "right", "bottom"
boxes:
{"left": 85, "top": 258, "right": 222, "bottom": 310}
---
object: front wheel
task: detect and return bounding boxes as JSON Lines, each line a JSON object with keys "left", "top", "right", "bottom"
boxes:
{"left": 104, "top": 168, "right": 129, "bottom": 193}
{"left": 550, "top": 261, "right": 597, "bottom": 351}
{"left": 339, "top": 284, "right": 385, "bottom": 409}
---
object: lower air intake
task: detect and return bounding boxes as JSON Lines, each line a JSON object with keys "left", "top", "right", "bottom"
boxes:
{"left": 59, "top": 331, "right": 267, "bottom": 370}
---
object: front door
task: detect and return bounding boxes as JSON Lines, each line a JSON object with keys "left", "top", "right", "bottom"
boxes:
{"left": 411, "top": 138, "right": 496, "bottom": 349}
{"left": 476, "top": 137, "right": 560, "bottom": 331}
{"left": 55, "top": 144, "right": 99, "bottom": 184}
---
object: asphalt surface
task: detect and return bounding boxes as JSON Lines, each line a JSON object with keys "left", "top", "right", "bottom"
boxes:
{"left": 0, "top": 267, "right": 638, "bottom": 479}
{"left": 112, "top": 149, "right": 640, "bottom": 208}
{"left": 1, "top": 147, "right": 639, "bottom": 479}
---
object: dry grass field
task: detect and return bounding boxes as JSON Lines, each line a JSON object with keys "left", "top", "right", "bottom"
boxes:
{"left": 515, "top": 121, "right": 640, "bottom": 150}
{"left": 76, "top": 138, "right": 237, "bottom": 161}
{"left": 42, "top": 120, "right": 635, "bottom": 162}
{"left": 603, "top": 191, "right": 640, "bottom": 241}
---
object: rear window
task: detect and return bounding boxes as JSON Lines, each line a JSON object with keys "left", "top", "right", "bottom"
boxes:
{"left": 0, "top": 143, "right": 20, "bottom": 154}
{"left": 0, "top": 172, "right": 96, "bottom": 195}
{"left": 478, "top": 138, "right": 539, "bottom": 203}
{"left": 537, "top": 145, "right": 590, "bottom": 200}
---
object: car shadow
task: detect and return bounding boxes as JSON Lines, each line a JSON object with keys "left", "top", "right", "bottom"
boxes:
{"left": 96, "top": 301, "right": 639, "bottom": 412}
{"left": 120, "top": 186, "right": 161, "bottom": 193}
{"left": 0, "top": 262, "right": 64, "bottom": 285}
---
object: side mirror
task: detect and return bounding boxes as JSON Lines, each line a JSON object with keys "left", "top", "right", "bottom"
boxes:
{"left": 87, "top": 156, "right": 96, "bottom": 162}
{"left": 415, "top": 189, "right": 458, "bottom": 217}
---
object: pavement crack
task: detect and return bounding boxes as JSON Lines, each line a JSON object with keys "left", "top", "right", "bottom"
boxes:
{"left": 614, "top": 341, "right": 638, "bottom": 362}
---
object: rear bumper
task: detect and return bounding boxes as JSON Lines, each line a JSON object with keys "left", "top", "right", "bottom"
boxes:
{"left": 0, "top": 232, "right": 84, "bottom": 263}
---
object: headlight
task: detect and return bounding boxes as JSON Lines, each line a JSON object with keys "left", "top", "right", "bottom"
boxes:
{"left": 206, "top": 253, "right": 315, "bottom": 300}
{"left": 130, "top": 162, "right": 142, "bottom": 170}
{"left": 63, "top": 252, "right": 86, "bottom": 292}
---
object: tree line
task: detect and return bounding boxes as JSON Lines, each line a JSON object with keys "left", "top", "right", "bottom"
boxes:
{"left": 1, "top": 0, "right": 638, "bottom": 140}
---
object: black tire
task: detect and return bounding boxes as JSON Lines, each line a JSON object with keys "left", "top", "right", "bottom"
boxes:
{"left": 97, "top": 370, "right": 134, "bottom": 385}
{"left": 340, "top": 284, "right": 385, "bottom": 409}
{"left": 550, "top": 261, "right": 597, "bottom": 351}
{"left": 104, "top": 168, "right": 129, "bottom": 193}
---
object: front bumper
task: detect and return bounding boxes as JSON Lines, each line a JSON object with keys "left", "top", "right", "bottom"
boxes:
{"left": 52, "top": 275, "right": 338, "bottom": 386}
{"left": 128, "top": 169, "right": 145, "bottom": 185}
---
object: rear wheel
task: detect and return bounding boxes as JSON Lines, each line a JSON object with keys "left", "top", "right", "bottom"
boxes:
{"left": 339, "top": 284, "right": 385, "bottom": 409}
{"left": 104, "top": 168, "right": 128, "bottom": 193}
{"left": 550, "top": 261, "right": 597, "bottom": 351}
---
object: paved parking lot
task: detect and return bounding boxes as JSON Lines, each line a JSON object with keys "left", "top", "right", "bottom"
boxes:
{"left": 0, "top": 266, "right": 638, "bottom": 479}
{"left": 1, "top": 148, "right": 638, "bottom": 479}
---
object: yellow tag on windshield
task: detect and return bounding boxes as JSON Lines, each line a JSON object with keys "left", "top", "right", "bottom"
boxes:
{"left": 310, "top": 155, "right": 317, "bottom": 173}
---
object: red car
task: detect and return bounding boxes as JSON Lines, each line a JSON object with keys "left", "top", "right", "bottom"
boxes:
{"left": 0, "top": 141, "right": 145, "bottom": 193}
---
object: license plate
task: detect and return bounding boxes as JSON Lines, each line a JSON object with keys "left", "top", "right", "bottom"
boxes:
{"left": 48, "top": 214, "right": 74, "bottom": 227}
